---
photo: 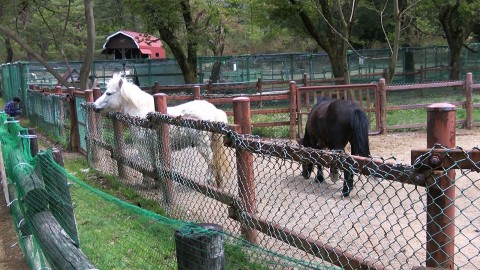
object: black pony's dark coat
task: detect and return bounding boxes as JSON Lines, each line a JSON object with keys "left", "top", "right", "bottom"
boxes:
{"left": 301, "top": 97, "right": 370, "bottom": 196}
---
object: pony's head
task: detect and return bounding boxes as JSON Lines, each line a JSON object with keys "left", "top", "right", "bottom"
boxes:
{"left": 93, "top": 73, "right": 125, "bottom": 114}
{"left": 93, "top": 73, "right": 155, "bottom": 118}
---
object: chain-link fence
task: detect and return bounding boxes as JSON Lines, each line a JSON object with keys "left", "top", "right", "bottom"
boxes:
{"left": 1, "top": 112, "right": 336, "bottom": 270}
{"left": 82, "top": 99, "right": 480, "bottom": 269}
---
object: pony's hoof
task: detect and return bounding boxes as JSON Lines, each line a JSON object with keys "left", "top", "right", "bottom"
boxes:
{"left": 314, "top": 177, "right": 324, "bottom": 183}
{"left": 301, "top": 172, "right": 311, "bottom": 179}
{"left": 341, "top": 187, "right": 351, "bottom": 197}
{"left": 331, "top": 172, "right": 339, "bottom": 182}
{"left": 206, "top": 178, "right": 214, "bottom": 186}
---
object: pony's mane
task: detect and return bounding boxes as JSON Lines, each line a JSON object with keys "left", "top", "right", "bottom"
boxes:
{"left": 108, "top": 73, "right": 153, "bottom": 114}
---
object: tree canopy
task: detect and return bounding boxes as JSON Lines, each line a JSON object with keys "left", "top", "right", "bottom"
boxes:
{"left": 0, "top": 0, "right": 479, "bottom": 84}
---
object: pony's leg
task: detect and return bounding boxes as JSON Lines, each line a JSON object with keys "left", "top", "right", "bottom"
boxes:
{"left": 211, "top": 133, "right": 227, "bottom": 187}
{"left": 330, "top": 167, "right": 339, "bottom": 182}
{"left": 314, "top": 164, "right": 324, "bottom": 183}
{"left": 300, "top": 130, "right": 317, "bottom": 181}
{"left": 301, "top": 163, "right": 313, "bottom": 179}
{"left": 196, "top": 131, "right": 217, "bottom": 186}
{"left": 342, "top": 168, "right": 354, "bottom": 197}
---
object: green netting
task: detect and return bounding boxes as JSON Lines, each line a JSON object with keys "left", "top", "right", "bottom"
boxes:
{"left": 0, "top": 112, "right": 339, "bottom": 269}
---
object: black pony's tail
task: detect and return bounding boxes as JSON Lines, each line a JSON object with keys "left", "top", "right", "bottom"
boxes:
{"left": 350, "top": 109, "right": 370, "bottom": 157}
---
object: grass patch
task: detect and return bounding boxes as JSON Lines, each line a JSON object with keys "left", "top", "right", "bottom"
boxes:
{"left": 70, "top": 183, "right": 177, "bottom": 270}
{"left": 64, "top": 156, "right": 165, "bottom": 215}
{"left": 63, "top": 155, "right": 278, "bottom": 269}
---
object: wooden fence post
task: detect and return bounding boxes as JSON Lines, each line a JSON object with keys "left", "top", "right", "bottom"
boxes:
{"left": 425, "top": 103, "right": 456, "bottom": 269}
{"left": 256, "top": 78, "right": 263, "bottom": 107}
{"left": 291, "top": 81, "right": 303, "bottom": 139}
{"left": 54, "top": 85, "right": 62, "bottom": 94}
{"left": 289, "top": 81, "right": 298, "bottom": 140}
{"left": 54, "top": 86, "right": 65, "bottom": 137}
{"left": 67, "top": 87, "right": 80, "bottom": 152}
{"left": 153, "top": 81, "right": 160, "bottom": 94}
{"left": 378, "top": 78, "right": 387, "bottom": 134}
{"left": 37, "top": 148, "right": 80, "bottom": 246}
{"left": 27, "top": 128, "right": 38, "bottom": 157}
{"left": 232, "top": 97, "right": 258, "bottom": 244}
{"left": 92, "top": 87, "right": 103, "bottom": 134}
{"left": 419, "top": 66, "right": 425, "bottom": 83}
{"left": 193, "top": 86, "right": 201, "bottom": 100}
{"left": 93, "top": 87, "right": 102, "bottom": 100}
{"left": 112, "top": 116, "right": 127, "bottom": 179}
{"left": 0, "top": 142, "right": 9, "bottom": 204}
{"left": 153, "top": 93, "right": 173, "bottom": 205}
{"left": 464, "top": 72, "right": 473, "bottom": 129}
{"left": 84, "top": 89, "right": 99, "bottom": 163}
{"left": 84, "top": 89, "right": 94, "bottom": 103}
{"left": 207, "top": 80, "right": 213, "bottom": 95}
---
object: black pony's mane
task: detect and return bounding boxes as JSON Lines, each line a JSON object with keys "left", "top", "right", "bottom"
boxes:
{"left": 316, "top": 96, "right": 331, "bottom": 104}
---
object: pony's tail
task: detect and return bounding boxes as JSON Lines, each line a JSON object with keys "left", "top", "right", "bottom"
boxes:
{"left": 212, "top": 109, "right": 232, "bottom": 187}
{"left": 350, "top": 109, "right": 370, "bottom": 157}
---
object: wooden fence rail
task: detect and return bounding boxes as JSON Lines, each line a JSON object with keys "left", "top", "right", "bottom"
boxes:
{"left": 80, "top": 96, "right": 480, "bottom": 269}
{"left": 29, "top": 71, "right": 480, "bottom": 149}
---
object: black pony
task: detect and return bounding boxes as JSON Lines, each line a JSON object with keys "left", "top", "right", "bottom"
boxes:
{"left": 300, "top": 97, "right": 370, "bottom": 197}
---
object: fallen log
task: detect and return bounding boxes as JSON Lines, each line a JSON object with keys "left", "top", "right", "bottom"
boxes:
{"left": 29, "top": 211, "right": 96, "bottom": 270}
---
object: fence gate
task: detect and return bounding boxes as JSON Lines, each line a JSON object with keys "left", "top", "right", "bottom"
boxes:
{"left": 295, "top": 83, "right": 381, "bottom": 138}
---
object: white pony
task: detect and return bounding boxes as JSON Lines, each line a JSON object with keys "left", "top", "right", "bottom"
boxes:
{"left": 92, "top": 73, "right": 230, "bottom": 187}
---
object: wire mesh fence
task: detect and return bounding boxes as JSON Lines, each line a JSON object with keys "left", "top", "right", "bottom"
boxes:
{"left": 1, "top": 112, "right": 338, "bottom": 270}
{"left": 82, "top": 100, "right": 480, "bottom": 269}
{"left": 3, "top": 61, "right": 480, "bottom": 269}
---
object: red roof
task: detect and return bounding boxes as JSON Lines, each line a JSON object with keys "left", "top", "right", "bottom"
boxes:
{"left": 103, "top": 30, "right": 166, "bottom": 59}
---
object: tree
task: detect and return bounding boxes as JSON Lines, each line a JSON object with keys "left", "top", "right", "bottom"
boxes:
{"left": 377, "top": 0, "right": 422, "bottom": 83}
{"left": 434, "top": 0, "right": 480, "bottom": 80}
{"left": 79, "top": 0, "right": 95, "bottom": 90}
{"left": 124, "top": 0, "right": 231, "bottom": 84}
{"left": 415, "top": 0, "right": 480, "bottom": 80}
{"left": 264, "top": 0, "right": 360, "bottom": 84}
{"left": 0, "top": 0, "right": 96, "bottom": 89}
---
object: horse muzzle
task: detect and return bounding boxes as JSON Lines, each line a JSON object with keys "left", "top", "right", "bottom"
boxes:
{"left": 93, "top": 106, "right": 103, "bottom": 113}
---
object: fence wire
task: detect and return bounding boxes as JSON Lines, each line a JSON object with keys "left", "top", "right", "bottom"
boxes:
{"left": 1, "top": 112, "right": 332, "bottom": 270}
{"left": 82, "top": 103, "right": 480, "bottom": 269}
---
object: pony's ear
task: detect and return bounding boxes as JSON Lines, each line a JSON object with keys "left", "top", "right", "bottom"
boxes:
{"left": 119, "top": 78, "right": 135, "bottom": 106}
{"left": 118, "top": 77, "right": 123, "bottom": 88}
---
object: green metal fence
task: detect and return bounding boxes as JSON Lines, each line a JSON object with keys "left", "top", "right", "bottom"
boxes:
{"left": 13, "top": 45, "right": 480, "bottom": 90}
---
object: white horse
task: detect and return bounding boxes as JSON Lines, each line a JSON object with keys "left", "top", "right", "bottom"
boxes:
{"left": 92, "top": 73, "right": 230, "bottom": 187}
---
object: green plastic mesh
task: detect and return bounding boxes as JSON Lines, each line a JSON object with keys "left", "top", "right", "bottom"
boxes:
{"left": 0, "top": 112, "right": 339, "bottom": 269}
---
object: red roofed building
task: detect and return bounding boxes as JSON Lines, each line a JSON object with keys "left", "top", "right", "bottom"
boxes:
{"left": 101, "top": 30, "right": 166, "bottom": 59}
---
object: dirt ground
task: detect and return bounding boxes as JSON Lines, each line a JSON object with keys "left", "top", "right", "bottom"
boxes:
{"left": 0, "top": 128, "right": 478, "bottom": 270}
{"left": 369, "top": 127, "right": 480, "bottom": 163}
{"left": 0, "top": 192, "right": 29, "bottom": 270}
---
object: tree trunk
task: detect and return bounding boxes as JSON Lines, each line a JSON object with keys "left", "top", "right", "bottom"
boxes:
{"left": 387, "top": 0, "right": 402, "bottom": 84}
{"left": 209, "top": 24, "right": 225, "bottom": 83}
{"left": 79, "top": 0, "right": 96, "bottom": 90}
{"left": 0, "top": 25, "right": 72, "bottom": 87}
{"left": 210, "top": 61, "right": 222, "bottom": 83}
{"left": 329, "top": 48, "right": 349, "bottom": 85}
{"left": 159, "top": 27, "right": 198, "bottom": 84}
{"left": 438, "top": 2, "right": 464, "bottom": 81}
{"left": 289, "top": 0, "right": 355, "bottom": 85}
{"left": 448, "top": 44, "right": 461, "bottom": 80}
{"left": 4, "top": 37, "right": 13, "bottom": 63}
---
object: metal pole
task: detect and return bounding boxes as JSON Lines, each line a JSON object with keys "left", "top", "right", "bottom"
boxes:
{"left": 425, "top": 103, "right": 456, "bottom": 269}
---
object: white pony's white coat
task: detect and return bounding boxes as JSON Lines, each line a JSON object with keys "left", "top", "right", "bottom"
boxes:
{"left": 92, "top": 73, "right": 230, "bottom": 187}
{"left": 93, "top": 73, "right": 228, "bottom": 122}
